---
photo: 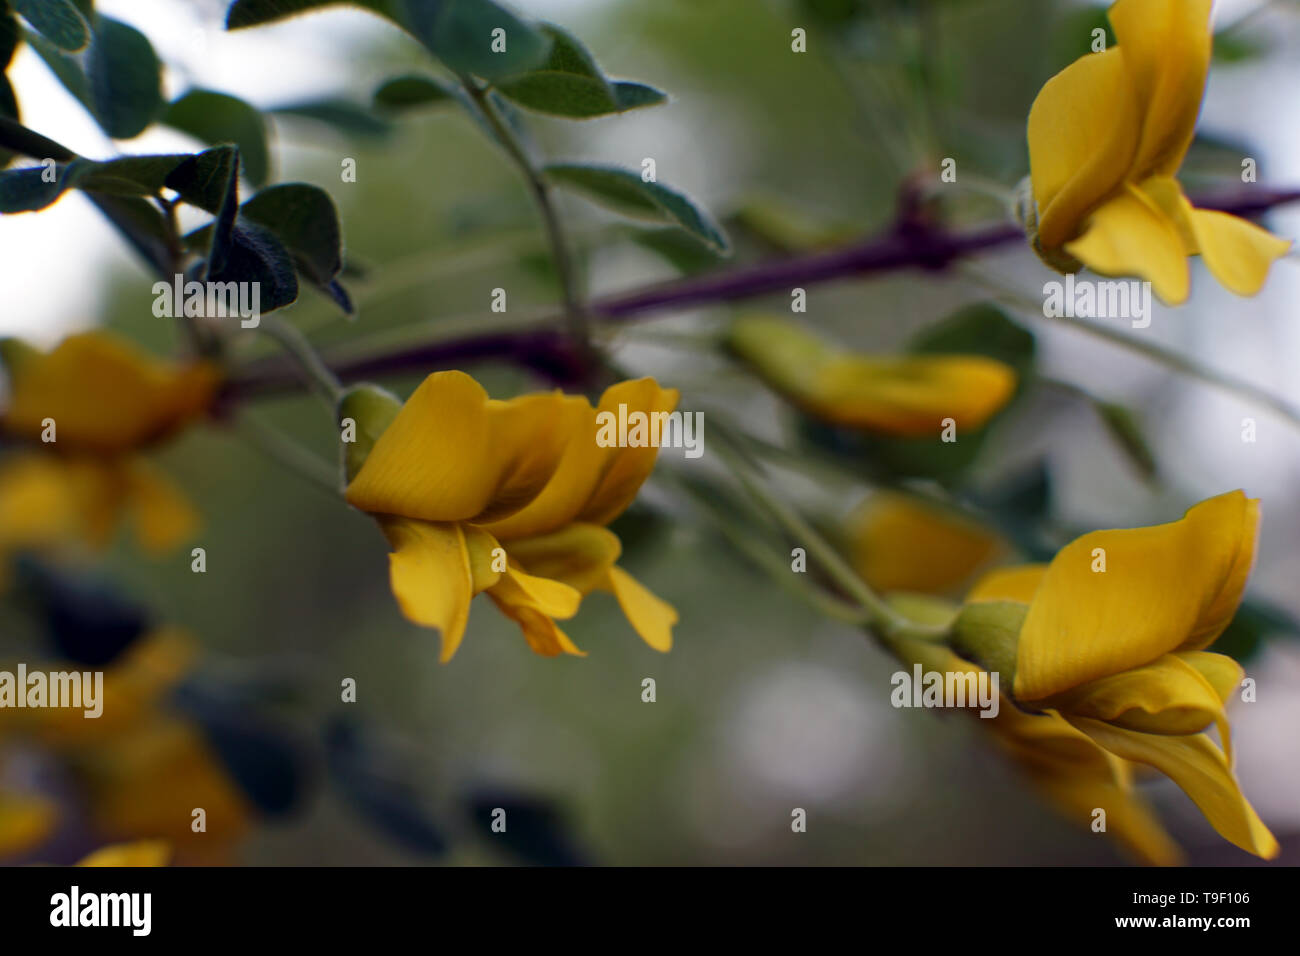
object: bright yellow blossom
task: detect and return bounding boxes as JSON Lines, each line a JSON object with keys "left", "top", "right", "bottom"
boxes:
{"left": 343, "top": 371, "right": 680, "bottom": 661}
{"left": 727, "top": 315, "right": 1017, "bottom": 436}
{"left": 1026, "top": 0, "right": 1291, "bottom": 302}
{"left": 0, "top": 332, "right": 218, "bottom": 564}
{"left": 959, "top": 490, "right": 1276, "bottom": 859}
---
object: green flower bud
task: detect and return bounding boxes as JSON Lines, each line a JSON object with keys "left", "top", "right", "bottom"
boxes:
{"left": 1014, "top": 176, "right": 1083, "bottom": 276}
{"left": 337, "top": 382, "right": 402, "bottom": 486}
{"left": 951, "top": 600, "right": 1027, "bottom": 689}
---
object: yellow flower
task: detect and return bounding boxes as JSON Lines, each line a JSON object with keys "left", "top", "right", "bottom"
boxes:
{"left": 0, "top": 631, "right": 251, "bottom": 864}
{"left": 848, "top": 492, "right": 1005, "bottom": 595}
{"left": 0, "top": 332, "right": 218, "bottom": 561}
{"left": 727, "top": 315, "right": 1016, "bottom": 436}
{"left": 959, "top": 490, "right": 1277, "bottom": 859}
{"left": 1026, "top": 0, "right": 1291, "bottom": 302}
{"left": 75, "top": 841, "right": 171, "bottom": 866}
{"left": 343, "top": 371, "right": 680, "bottom": 661}
{"left": 891, "top": 618, "right": 1183, "bottom": 865}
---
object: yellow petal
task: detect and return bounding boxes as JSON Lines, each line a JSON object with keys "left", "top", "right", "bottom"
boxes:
{"left": 84, "top": 720, "right": 249, "bottom": 856}
{"left": 1050, "top": 652, "right": 1231, "bottom": 739}
{"left": 0, "top": 454, "right": 83, "bottom": 552}
{"left": 602, "top": 565, "right": 677, "bottom": 652}
{"left": 849, "top": 493, "right": 1003, "bottom": 595}
{"left": 966, "top": 564, "right": 1047, "bottom": 604}
{"left": 1, "top": 332, "right": 217, "bottom": 454}
{"left": 1015, "top": 491, "right": 1257, "bottom": 701}
{"left": 1065, "top": 187, "right": 1191, "bottom": 303}
{"left": 482, "top": 379, "right": 679, "bottom": 540}
{"left": 379, "top": 518, "right": 475, "bottom": 662}
{"left": 490, "top": 563, "right": 582, "bottom": 620}
{"left": 124, "top": 458, "right": 200, "bottom": 553}
{"left": 1186, "top": 208, "right": 1292, "bottom": 297}
{"left": 1068, "top": 717, "right": 1278, "bottom": 859}
{"left": 0, "top": 792, "right": 57, "bottom": 858}
{"left": 76, "top": 840, "right": 171, "bottom": 867}
{"left": 345, "top": 371, "right": 571, "bottom": 524}
{"left": 498, "top": 523, "right": 621, "bottom": 594}
{"left": 1029, "top": 46, "right": 1141, "bottom": 250}
{"left": 815, "top": 354, "right": 1017, "bottom": 435}
{"left": 486, "top": 564, "right": 585, "bottom": 657}
{"left": 1109, "top": 0, "right": 1212, "bottom": 179}
{"left": 1030, "top": 765, "right": 1183, "bottom": 866}
{"left": 1177, "top": 651, "right": 1243, "bottom": 706}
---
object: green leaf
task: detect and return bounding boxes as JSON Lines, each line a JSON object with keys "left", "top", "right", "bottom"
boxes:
{"left": 13, "top": 0, "right": 88, "bottom": 52}
{"left": 1, "top": 6, "right": 21, "bottom": 69}
{"left": 227, "top": 0, "right": 552, "bottom": 80}
{"left": 496, "top": 74, "right": 665, "bottom": 119}
{"left": 373, "top": 73, "right": 456, "bottom": 110}
{"left": 626, "top": 226, "right": 723, "bottom": 275}
{"left": 163, "top": 89, "right": 271, "bottom": 187}
{"left": 270, "top": 99, "right": 391, "bottom": 138}
{"left": 495, "top": 24, "right": 664, "bottom": 119}
{"left": 225, "top": 0, "right": 389, "bottom": 29}
{"left": 164, "top": 145, "right": 240, "bottom": 214}
{"left": 87, "top": 15, "right": 162, "bottom": 138}
{"left": 204, "top": 220, "right": 300, "bottom": 314}
{"left": 1094, "top": 401, "right": 1158, "bottom": 481}
{"left": 544, "top": 162, "right": 730, "bottom": 253}
{"left": 909, "top": 302, "right": 1037, "bottom": 381}
{"left": 0, "top": 164, "right": 64, "bottom": 212}
{"left": 24, "top": 27, "right": 92, "bottom": 108}
{"left": 241, "top": 183, "right": 349, "bottom": 311}
{"left": 397, "top": 0, "right": 551, "bottom": 81}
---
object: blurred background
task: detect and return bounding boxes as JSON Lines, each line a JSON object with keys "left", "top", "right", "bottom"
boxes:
{"left": 1, "top": 0, "right": 1298, "bottom": 865}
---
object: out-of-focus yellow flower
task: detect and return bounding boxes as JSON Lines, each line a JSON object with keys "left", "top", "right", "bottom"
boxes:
{"left": 0, "top": 791, "right": 58, "bottom": 859}
{"left": 0, "top": 630, "right": 251, "bottom": 865}
{"left": 0, "top": 332, "right": 218, "bottom": 564}
{"left": 848, "top": 492, "right": 1005, "bottom": 595}
{"left": 727, "top": 315, "right": 1016, "bottom": 436}
{"left": 1025, "top": 0, "right": 1291, "bottom": 302}
{"left": 76, "top": 841, "right": 171, "bottom": 867}
{"left": 958, "top": 490, "right": 1277, "bottom": 859}
{"left": 342, "top": 371, "right": 680, "bottom": 661}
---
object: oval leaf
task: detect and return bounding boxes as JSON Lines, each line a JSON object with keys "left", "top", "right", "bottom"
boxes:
{"left": 544, "top": 162, "right": 730, "bottom": 253}
{"left": 373, "top": 74, "right": 456, "bottom": 111}
{"left": 14, "top": 0, "right": 89, "bottom": 52}
{"left": 87, "top": 16, "right": 163, "bottom": 139}
{"left": 163, "top": 89, "right": 271, "bottom": 187}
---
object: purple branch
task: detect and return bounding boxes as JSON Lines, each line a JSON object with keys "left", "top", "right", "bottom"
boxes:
{"left": 220, "top": 185, "right": 1300, "bottom": 403}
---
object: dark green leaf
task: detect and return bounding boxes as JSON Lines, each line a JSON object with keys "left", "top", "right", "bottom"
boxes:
{"left": 85, "top": 192, "right": 173, "bottom": 278}
{"left": 225, "top": 0, "right": 389, "bottom": 29}
{"left": 87, "top": 15, "right": 162, "bottom": 138}
{"left": 373, "top": 73, "right": 456, "bottom": 110}
{"left": 14, "top": 0, "right": 89, "bottom": 52}
{"left": 1212, "top": 600, "right": 1300, "bottom": 662}
{"left": 164, "top": 145, "right": 239, "bottom": 214}
{"left": 270, "top": 98, "right": 391, "bottom": 137}
{"left": 163, "top": 89, "right": 271, "bottom": 187}
{"left": 203, "top": 220, "right": 300, "bottom": 314}
{"left": 228, "top": 0, "right": 551, "bottom": 80}
{"left": 24, "top": 27, "right": 92, "bottom": 108}
{"left": 497, "top": 74, "right": 665, "bottom": 118}
{"left": 1094, "top": 401, "right": 1158, "bottom": 481}
{"left": 626, "top": 225, "right": 723, "bottom": 275}
{"left": 11, "top": 558, "right": 151, "bottom": 666}
{"left": 1, "top": 7, "right": 20, "bottom": 69}
{"left": 0, "top": 163, "right": 66, "bottom": 212}
{"left": 326, "top": 719, "right": 448, "bottom": 857}
{"left": 240, "top": 183, "right": 347, "bottom": 309}
{"left": 398, "top": 0, "right": 550, "bottom": 81}
{"left": 174, "top": 679, "right": 309, "bottom": 816}
{"left": 545, "top": 162, "right": 730, "bottom": 253}
{"left": 909, "top": 302, "right": 1037, "bottom": 381}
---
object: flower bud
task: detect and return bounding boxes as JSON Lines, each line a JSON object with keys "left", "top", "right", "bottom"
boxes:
{"left": 951, "top": 600, "right": 1026, "bottom": 689}
{"left": 337, "top": 383, "right": 402, "bottom": 486}
{"left": 1014, "top": 176, "right": 1082, "bottom": 276}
